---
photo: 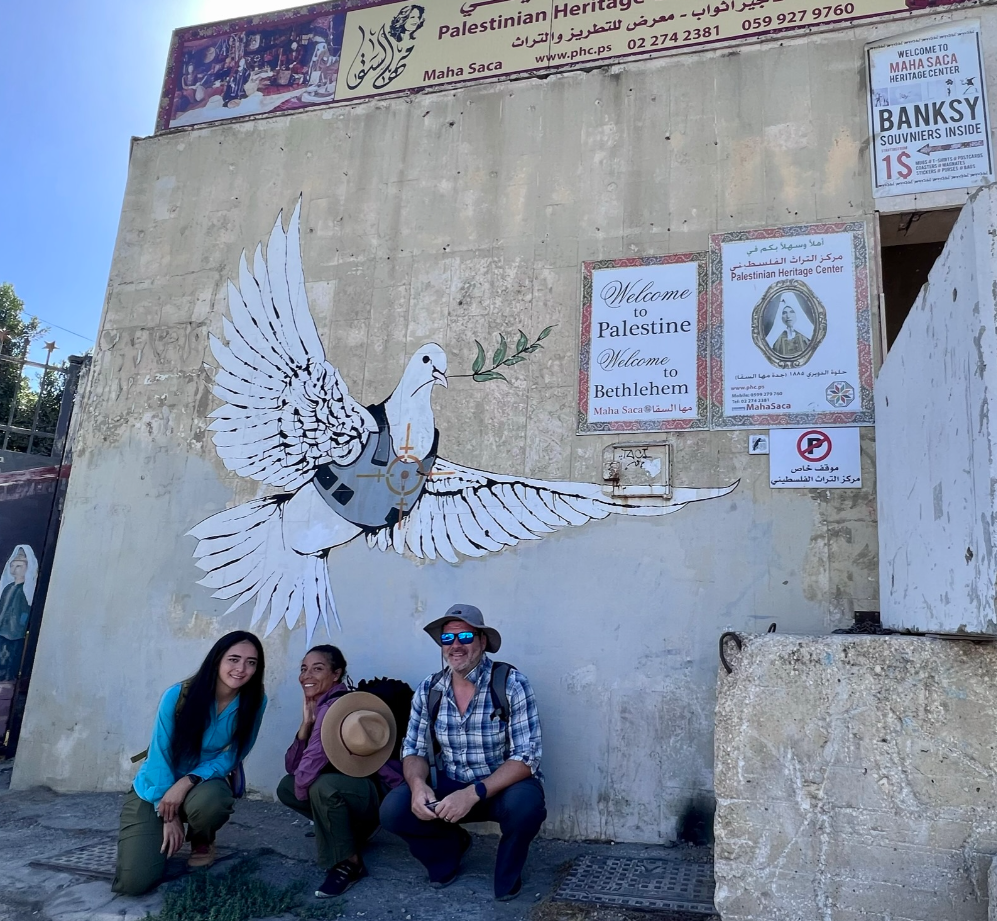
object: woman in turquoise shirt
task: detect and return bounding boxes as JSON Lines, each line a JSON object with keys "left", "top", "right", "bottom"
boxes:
{"left": 112, "top": 631, "right": 267, "bottom": 895}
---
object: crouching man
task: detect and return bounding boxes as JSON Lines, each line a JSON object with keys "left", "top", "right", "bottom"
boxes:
{"left": 380, "top": 604, "right": 546, "bottom": 901}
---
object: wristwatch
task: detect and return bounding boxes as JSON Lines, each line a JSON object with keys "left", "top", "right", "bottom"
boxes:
{"left": 185, "top": 773, "right": 203, "bottom": 786}
{"left": 474, "top": 781, "right": 487, "bottom": 800}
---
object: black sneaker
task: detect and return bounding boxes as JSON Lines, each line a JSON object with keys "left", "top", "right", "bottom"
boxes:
{"left": 429, "top": 829, "right": 472, "bottom": 889}
{"left": 316, "top": 859, "right": 368, "bottom": 898}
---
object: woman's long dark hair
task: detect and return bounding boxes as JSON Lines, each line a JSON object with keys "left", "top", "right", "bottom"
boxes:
{"left": 388, "top": 4, "right": 425, "bottom": 42}
{"left": 170, "top": 631, "right": 266, "bottom": 770}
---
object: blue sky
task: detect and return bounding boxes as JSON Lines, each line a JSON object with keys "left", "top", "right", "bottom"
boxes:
{"left": 2, "top": 1, "right": 278, "bottom": 362}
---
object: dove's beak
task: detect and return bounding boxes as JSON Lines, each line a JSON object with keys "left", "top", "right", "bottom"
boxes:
{"left": 433, "top": 367, "right": 448, "bottom": 388}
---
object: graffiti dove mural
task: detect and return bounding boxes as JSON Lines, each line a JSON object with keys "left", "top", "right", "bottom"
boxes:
{"left": 189, "top": 202, "right": 737, "bottom": 640}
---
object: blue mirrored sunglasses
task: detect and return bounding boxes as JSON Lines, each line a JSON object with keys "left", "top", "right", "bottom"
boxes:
{"left": 440, "top": 631, "right": 477, "bottom": 646}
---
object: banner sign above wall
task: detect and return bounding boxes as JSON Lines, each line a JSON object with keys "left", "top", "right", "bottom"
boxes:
{"left": 578, "top": 254, "right": 708, "bottom": 434}
{"left": 708, "top": 222, "right": 875, "bottom": 430}
{"left": 158, "top": 0, "right": 971, "bottom": 131}
{"left": 867, "top": 22, "right": 993, "bottom": 197}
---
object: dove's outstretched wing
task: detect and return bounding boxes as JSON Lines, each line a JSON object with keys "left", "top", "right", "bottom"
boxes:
{"left": 208, "top": 201, "right": 376, "bottom": 490}
{"left": 366, "top": 458, "right": 738, "bottom": 563}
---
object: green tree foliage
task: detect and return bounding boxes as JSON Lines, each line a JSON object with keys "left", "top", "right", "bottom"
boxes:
{"left": 0, "top": 283, "right": 65, "bottom": 456}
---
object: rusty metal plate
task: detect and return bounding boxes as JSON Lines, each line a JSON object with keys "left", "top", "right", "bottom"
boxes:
{"left": 553, "top": 854, "right": 716, "bottom": 914}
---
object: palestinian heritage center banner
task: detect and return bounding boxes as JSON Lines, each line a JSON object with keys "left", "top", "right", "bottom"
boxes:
{"left": 578, "top": 254, "right": 708, "bottom": 434}
{"left": 708, "top": 222, "right": 875, "bottom": 430}
{"left": 158, "top": 0, "right": 970, "bottom": 131}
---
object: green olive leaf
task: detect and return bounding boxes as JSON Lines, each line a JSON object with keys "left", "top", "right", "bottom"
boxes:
{"left": 516, "top": 330, "right": 529, "bottom": 353}
{"left": 492, "top": 334, "right": 508, "bottom": 367}
{"left": 473, "top": 371, "right": 509, "bottom": 383}
{"left": 503, "top": 355, "right": 527, "bottom": 365}
{"left": 471, "top": 340, "right": 486, "bottom": 375}
{"left": 537, "top": 325, "right": 554, "bottom": 340}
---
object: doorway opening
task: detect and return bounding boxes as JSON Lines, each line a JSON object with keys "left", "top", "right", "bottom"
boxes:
{"left": 879, "top": 208, "right": 962, "bottom": 351}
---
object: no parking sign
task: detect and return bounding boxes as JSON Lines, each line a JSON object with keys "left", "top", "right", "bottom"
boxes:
{"left": 769, "top": 428, "right": 862, "bottom": 488}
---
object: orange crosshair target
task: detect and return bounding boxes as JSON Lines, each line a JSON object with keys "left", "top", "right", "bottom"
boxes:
{"left": 357, "top": 424, "right": 454, "bottom": 527}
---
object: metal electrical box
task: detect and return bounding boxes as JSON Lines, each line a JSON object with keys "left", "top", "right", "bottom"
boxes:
{"left": 601, "top": 442, "right": 672, "bottom": 498}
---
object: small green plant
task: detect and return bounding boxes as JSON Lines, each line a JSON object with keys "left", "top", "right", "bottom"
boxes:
{"left": 146, "top": 859, "right": 340, "bottom": 921}
{"left": 452, "top": 325, "right": 556, "bottom": 384}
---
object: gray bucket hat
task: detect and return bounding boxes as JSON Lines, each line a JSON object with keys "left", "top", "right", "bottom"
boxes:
{"left": 423, "top": 603, "right": 502, "bottom": 653}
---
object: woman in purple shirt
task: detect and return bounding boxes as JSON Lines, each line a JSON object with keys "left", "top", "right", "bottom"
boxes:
{"left": 277, "top": 645, "right": 402, "bottom": 899}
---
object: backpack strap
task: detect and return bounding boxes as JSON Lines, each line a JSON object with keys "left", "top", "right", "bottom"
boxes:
{"left": 130, "top": 679, "right": 193, "bottom": 764}
{"left": 419, "top": 663, "right": 516, "bottom": 785}
{"left": 424, "top": 669, "right": 447, "bottom": 787}
{"left": 488, "top": 662, "right": 513, "bottom": 724}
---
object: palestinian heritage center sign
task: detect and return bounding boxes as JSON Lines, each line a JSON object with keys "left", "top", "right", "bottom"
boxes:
{"left": 158, "top": 0, "right": 971, "bottom": 131}
{"left": 709, "top": 222, "right": 875, "bottom": 430}
{"left": 868, "top": 21, "right": 993, "bottom": 196}
{"left": 578, "top": 255, "right": 708, "bottom": 434}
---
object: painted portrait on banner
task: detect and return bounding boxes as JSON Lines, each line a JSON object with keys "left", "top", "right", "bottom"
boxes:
{"left": 578, "top": 254, "right": 708, "bottom": 435}
{"left": 188, "top": 201, "right": 737, "bottom": 643}
{"left": 345, "top": 3, "right": 427, "bottom": 92}
{"left": 709, "top": 222, "right": 875, "bottom": 430}
{"left": 166, "top": 12, "right": 346, "bottom": 129}
{"left": 752, "top": 280, "right": 827, "bottom": 368}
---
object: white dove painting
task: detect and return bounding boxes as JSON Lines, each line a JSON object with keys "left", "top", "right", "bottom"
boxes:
{"left": 189, "top": 202, "right": 738, "bottom": 641}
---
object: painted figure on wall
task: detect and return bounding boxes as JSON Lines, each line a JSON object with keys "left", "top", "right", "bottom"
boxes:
{"left": 188, "top": 202, "right": 737, "bottom": 641}
{"left": 0, "top": 545, "right": 38, "bottom": 681}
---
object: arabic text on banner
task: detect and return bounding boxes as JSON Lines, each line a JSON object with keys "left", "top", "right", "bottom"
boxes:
{"left": 158, "top": 0, "right": 973, "bottom": 131}
{"left": 868, "top": 21, "right": 993, "bottom": 197}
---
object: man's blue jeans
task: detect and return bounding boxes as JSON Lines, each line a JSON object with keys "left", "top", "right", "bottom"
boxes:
{"left": 380, "top": 773, "right": 546, "bottom": 897}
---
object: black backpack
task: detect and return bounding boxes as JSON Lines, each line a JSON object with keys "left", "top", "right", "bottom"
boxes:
{"left": 355, "top": 676, "right": 415, "bottom": 760}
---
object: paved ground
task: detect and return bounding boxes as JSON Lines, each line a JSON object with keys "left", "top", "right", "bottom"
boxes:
{"left": 0, "top": 761, "right": 717, "bottom": 921}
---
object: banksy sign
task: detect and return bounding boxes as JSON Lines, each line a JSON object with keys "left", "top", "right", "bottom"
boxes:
{"left": 868, "top": 22, "right": 993, "bottom": 196}
{"left": 578, "top": 254, "right": 708, "bottom": 434}
{"left": 709, "top": 222, "right": 875, "bottom": 430}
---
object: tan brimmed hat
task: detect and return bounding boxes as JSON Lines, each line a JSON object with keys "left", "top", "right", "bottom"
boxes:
{"left": 320, "top": 692, "right": 397, "bottom": 777}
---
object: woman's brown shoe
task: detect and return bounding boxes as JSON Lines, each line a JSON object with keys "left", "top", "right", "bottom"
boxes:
{"left": 187, "top": 843, "right": 217, "bottom": 868}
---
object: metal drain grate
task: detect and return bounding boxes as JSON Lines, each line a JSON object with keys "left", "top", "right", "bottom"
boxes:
{"left": 31, "top": 841, "right": 120, "bottom": 879}
{"left": 29, "top": 840, "right": 228, "bottom": 881}
{"left": 553, "top": 855, "right": 716, "bottom": 914}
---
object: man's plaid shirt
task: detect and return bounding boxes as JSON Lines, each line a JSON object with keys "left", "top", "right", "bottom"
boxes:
{"left": 401, "top": 655, "right": 543, "bottom": 783}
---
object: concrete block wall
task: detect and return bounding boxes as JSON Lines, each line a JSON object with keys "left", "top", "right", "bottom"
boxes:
{"left": 877, "top": 183, "right": 997, "bottom": 634}
{"left": 715, "top": 634, "right": 997, "bottom": 921}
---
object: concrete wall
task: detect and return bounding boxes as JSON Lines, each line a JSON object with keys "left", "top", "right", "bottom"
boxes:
{"left": 877, "top": 184, "right": 997, "bottom": 634}
{"left": 715, "top": 634, "right": 997, "bottom": 921}
{"left": 21, "top": 7, "right": 995, "bottom": 843}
